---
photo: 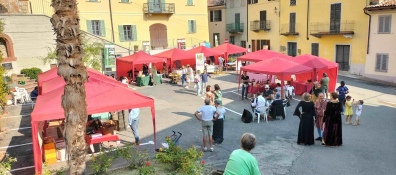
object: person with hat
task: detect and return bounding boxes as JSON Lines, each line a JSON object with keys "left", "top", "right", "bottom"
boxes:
{"left": 264, "top": 84, "right": 272, "bottom": 97}
{"left": 320, "top": 73, "right": 330, "bottom": 99}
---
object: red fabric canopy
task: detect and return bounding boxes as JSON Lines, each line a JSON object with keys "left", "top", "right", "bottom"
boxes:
{"left": 37, "top": 67, "right": 58, "bottom": 85}
{"left": 186, "top": 46, "right": 224, "bottom": 57}
{"left": 293, "top": 54, "right": 338, "bottom": 70}
{"left": 154, "top": 48, "right": 196, "bottom": 61}
{"left": 117, "top": 51, "right": 165, "bottom": 64}
{"left": 212, "top": 43, "right": 248, "bottom": 54}
{"left": 240, "top": 57, "right": 312, "bottom": 76}
{"left": 32, "top": 70, "right": 157, "bottom": 174}
{"left": 238, "top": 49, "right": 290, "bottom": 62}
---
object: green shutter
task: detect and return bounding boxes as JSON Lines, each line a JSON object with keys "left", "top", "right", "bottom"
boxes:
{"left": 148, "top": 0, "right": 154, "bottom": 12}
{"left": 118, "top": 25, "right": 125, "bottom": 42}
{"left": 375, "top": 54, "right": 381, "bottom": 70}
{"left": 193, "top": 20, "right": 197, "bottom": 33}
{"left": 382, "top": 55, "right": 388, "bottom": 71}
{"left": 188, "top": 20, "right": 192, "bottom": 33}
{"left": 187, "top": 0, "right": 193, "bottom": 5}
{"left": 100, "top": 20, "right": 106, "bottom": 37}
{"left": 132, "top": 25, "right": 137, "bottom": 41}
{"left": 86, "top": 20, "right": 93, "bottom": 33}
{"left": 160, "top": 0, "right": 166, "bottom": 12}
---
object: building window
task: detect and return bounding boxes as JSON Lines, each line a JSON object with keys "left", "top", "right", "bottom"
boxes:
{"left": 124, "top": 25, "right": 132, "bottom": 41}
{"left": 378, "top": 15, "right": 392, "bottom": 34}
{"left": 229, "top": 36, "right": 235, "bottom": 44}
{"left": 311, "top": 43, "right": 319, "bottom": 56}
{"left": 290, "top": 0, "right": 296, "bottom": 6}
{"left": 186, "top": 0, "right": 194, "bottom": 6}
{"left": 118, "top": 25, "right": 137, "bottom": 42}
{"left": 289, "top": 13, "right": 296, "bottom": 33}
{"left": 210, "top": 10, "right": 222, "bottom": 22}
{"left": 188, "top": 20, "right": 197, "bottom": 33}
{"left": 87, "top": 20, "right": 105, "bottom": 36}
{"left": 241, "top": 41, "right": 246, "bottom": 48}
{"left": 248, "top": 0, "right": 258, "bottom": 4}
{"left": 213, "top": 33, "right": 220, "bottom": 47}
{"left": 375, "top": 53, "right": 388, "bottom": 72}
{"left": 287, "top": 42, "right": 297, "bottom": 57}
{"left": 120, "top": 0, "right": 130, "bottom": 3}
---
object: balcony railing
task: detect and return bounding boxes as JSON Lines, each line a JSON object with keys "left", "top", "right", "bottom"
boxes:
{"left": 143, "top": 3, "right": 175, "bottom": 14}
{"left": 280, "top": 23, "right": 299, "bottom": 36}
{"left": 310, "top": 20, "right": 354, "bottom": 37}
{"left": 226, "top": 23, "right": 244, "bottom": 33}
{"left": 208, "top": 0, "right": 226, "bottom": 6}
{"left": 250, "top": 20, "right": 271, "bottom": 32}
{"left": 367, "top": 0, "right": 379, "bottom": 5}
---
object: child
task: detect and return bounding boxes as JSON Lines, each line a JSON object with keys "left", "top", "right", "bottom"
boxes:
{"left": 344, "top": 96, "right": 354, "bottom": 124}
{"left": 353, "top": 100, "right": 364, "bottom": 126}
{"left": 194, "top": 70, "right": 201, "bottom": 96}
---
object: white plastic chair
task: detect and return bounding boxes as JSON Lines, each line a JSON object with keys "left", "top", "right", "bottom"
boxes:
{"left": 12, "top": 91, "right": 24, "bottom": 105}
{"left": 254, "top": 106, "right": 268, "bottom": 123}
{"left": 17, "top": 87, "right": 31, "bottom": 102}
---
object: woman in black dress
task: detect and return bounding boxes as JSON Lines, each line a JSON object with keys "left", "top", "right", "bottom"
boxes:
{"left": 322, "top": 92, "right": 343, "bottom": 146}
{"left": 293, "top": 92, "right": 315, "bottom": 145}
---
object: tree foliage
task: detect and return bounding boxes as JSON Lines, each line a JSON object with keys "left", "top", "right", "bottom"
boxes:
{"left": 20, "top": 67, "right": 43, "bottom": 80}
{"left": 0, "top": 19, "right": 9, "bottom": 115}
{"left": 38, "top": 36, "right": 104, "bottom": 71}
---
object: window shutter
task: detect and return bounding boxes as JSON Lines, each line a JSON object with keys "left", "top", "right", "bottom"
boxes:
{"left": 188, "top": 20, "right": 192, "bottom": 33}
{"left": 193, "top": 20, "right": 197, "bottom": 33}
{"left": 219, "top": 10, "right": 222, "bottom": 21}
{"left": 379, "top": 16, "right": 384, "bottom": 33}
{"left": 148, "top": 0, "right": 154, "bottom": 12}
{"left": 382, "top": 54, "right": 388, "bottom": 71}
{"left": 160, "top": 0, "right": 166, "bottom": 11}
{"left": 118, "top": 25, "right": 125, "bottom": 42}
{"left": 384, "top": 16, "right": 391, "bottom": 33}
{"left": 86, "top": 20, "right": 93, "bottom": 33}
{"left": 132, "top": 25, "right": 137, "bottom": 41}
{"left": 100, "top": 20, "right": 106, "bottom": 37}
{"left": 187, "top": 0, "right": 193, "bottom": 5}
{"left": 210, "top": 11, "right": 213, "bottom": 22}
{"left": 375, "top": 54, "right": 381, "bottom": 70}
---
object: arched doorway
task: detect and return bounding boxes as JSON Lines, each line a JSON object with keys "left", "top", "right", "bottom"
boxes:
{"left": 0, "top": 34, "right": 16, "bottom": 62}
{"left": 149, "top": 23, "right": 168, "bottom": 49}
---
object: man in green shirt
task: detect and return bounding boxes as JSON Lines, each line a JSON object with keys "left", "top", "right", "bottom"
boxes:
{"left": 224, "top": 133, "right": 261, "bottom": 175}
{"left": 320, "top": 73, "right": 330, "bottom": 99}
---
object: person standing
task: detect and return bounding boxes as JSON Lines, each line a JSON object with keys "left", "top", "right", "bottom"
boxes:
{"left": 322, "top": 92, "right": 343, "bottom": 146}
{"left": 194, "top": 98, "right": 219, "bottom": 152}
{"left": 181, "top": 65, "right": 187, "bottom": 87}
{"left": 129, "top": 108, "right": 140, "bottom": 145}
{"left": 223, "top": 133, "right": 261, "bottom": 175}
{"left": 344, "top": 96, "right": 354, "bottom": 124}
{"left": 218, "top": 56, "right": 224, "bottom": 73}
{"left": 314, "top": 92, "right": 327, "bottom": 141}
{"left": 200, "top": 69, "right": 211, "bottom": 95}
{"left": 194, "top": 70, "right": 202, "bottom": 96}
{"left": 352, "top": 100, "right": 364, "bottom": 126}
{"left": 205, "top": 85, "right": 215, "bottom": 105}
{"left": 213, "top": 99, "right": 226, "bottom": 144}
{"left": 293, "top": 92, "right": 315, "bottom": 145}
{"left": 320, "top": 73, "right": 330, "bottom": 99}
{"left": 151, "top": 65, "right": 158, "bottom": 86}
{"left": 142, "top": 64, "right": 149, "bottom": 76}
{"left": 213, "top": 84, "right": 222, "bottom": 105}
{"left": 186, "top": 65, "right": 194, "bottom": 89}
{"left": 336, "top": 81, "right": 349, "bottom": 113}
{"left": 241, "top": 71, "right": 250, "bottom": 100}
{"left": 309, "top": 82, "right": 323, "bottom": 103}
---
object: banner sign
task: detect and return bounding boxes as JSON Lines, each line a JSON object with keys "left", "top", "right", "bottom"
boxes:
{"left": 195, "top": 53, "right": 205, "bottom": 73}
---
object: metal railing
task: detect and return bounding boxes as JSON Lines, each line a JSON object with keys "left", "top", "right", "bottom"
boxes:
{"left": 310, "top": 20, "right": 354, "bottom": 35}
{"left": 250, "top": 20, "right": 271, "bottom": 31}
{"left": 143, "top": 3, "right": 175, "bottom": 14}
{"left": 226, "top": 23, "right": 244, "bottom": 33}
{"left": 280, "top": 23, "right": 299, "bottom": 35}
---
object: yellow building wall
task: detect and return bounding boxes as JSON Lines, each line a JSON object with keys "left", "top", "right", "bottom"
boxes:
{"left": 77, "top": 0, "right": 209, "bottom": 50}
{"left": 208, "top": 6, "right": 226, "bottom": 47}
{"left": 248, "top": 0, "right": 280, "bottom": 51}
{"left": 280, "top": 0, "right": 369, "bottom": 74}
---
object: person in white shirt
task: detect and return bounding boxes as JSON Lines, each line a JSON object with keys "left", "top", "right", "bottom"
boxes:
{"left": 353, "top": 100, "right": 364, "bottom": 126}
{"left": 194, "top": 98, "right": 220, "bottom": 152}
{"left": 129, "top": 108, "right": 140, "bottom": 144}
{"left": 286, "top": 81, "right": 295, "bottom": 99}
{"left": 252, "top": 92, "right": 268, "bottom": 114}
{"left": 218, "top": 56, "right": 224, "bottom": 73}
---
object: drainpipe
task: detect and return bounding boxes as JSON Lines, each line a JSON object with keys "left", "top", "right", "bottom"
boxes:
{"left": 109, "top": 0, "right": 115, "bottom": 43}
{"left": 364, "top": 9, "right": 371, "bottom": 54}
{"left": 246, "top": 2, "right": 249, "bottom": 48}
{"left": 306, "top": 0, "right": 310, "bottom": 40}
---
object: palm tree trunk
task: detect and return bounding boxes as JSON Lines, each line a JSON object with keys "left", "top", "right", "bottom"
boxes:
{"left": 50, "top": 0, "right": 88, "bottom": 174}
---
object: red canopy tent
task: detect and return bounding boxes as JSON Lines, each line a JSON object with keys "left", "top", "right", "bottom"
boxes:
{"left": 212, "top": 43, "right": 248, "bottom": 70}
{"left": 186, "top": 46, "right": 224, "bottom": 57}
{"left": 238, "top": 57, "right": 313, "bottom": 98}
{"left": 154, "top": 48, "right": 196, "bottom": 70}
{"left": 292, "top": 54, "right": 339, "bottom": 92}
{"left": 116, "top": 51, "right": 165, "bottom": 80}
{"left": 31, "top": 73, "right": 157, "bottom": 174}
{"left": 238, "top": 49, "right": 290, "bottom": 62}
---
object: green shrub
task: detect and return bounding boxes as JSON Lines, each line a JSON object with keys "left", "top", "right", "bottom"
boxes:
{"left": 0, "top": 154, "right": 17, "bottom": 174}
{"left": 20, "top": 67, "right": 42, "bottom": 80}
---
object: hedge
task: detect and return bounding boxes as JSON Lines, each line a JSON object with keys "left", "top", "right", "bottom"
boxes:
{"left": 20, "top": 67, "right": 42, "bottom": 80}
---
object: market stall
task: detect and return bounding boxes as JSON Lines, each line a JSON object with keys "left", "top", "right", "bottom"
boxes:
{"left": 154, "top": 48, "right": 196, "bottom": 71}
{"left": 212, "top": 42, "right": 248, "bottom": 71}
{"left": 31, "top": 70, "right": 157, "bottom": 174}
{"left": 238, "top": 57, "right": 313, "bottom": 98}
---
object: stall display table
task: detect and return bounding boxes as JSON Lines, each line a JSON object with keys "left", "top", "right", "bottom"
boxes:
{"left": 168, "top": 73, "right": 181, "bottom": 84}
{"left": 136, "top": 75, "right": 162, "bottom": 86}
{"left": 248, "top": 83, "right": 277, "bottom": 94}
{"left": 86, "top": 134, "right": 120, "bottom": 153}
{"left": 291, "top": 82, "right": 312, "bottom": 95}
{"left": 206, "top": 65, "right": 219, "bottom": 73}
{"left": 227, "top": 62, "right": 236, "bottom": 71}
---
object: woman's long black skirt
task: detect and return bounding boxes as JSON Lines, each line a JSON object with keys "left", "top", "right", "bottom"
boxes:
{"left": 212, "top": 119, "right": 224, "bottom": 143}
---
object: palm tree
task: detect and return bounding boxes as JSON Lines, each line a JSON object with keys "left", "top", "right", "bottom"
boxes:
{"left": 50, "top": 0, "right": 88, "bottom": 174}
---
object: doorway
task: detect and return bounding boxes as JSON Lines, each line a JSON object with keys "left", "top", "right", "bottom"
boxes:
{"left": 150, "top": 23, "right": 168, "bottom": 49}
{"left": 336, "top": 45, "right": 350, "bottom": 71}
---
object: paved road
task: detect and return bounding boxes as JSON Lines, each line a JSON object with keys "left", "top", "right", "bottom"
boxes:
{"left": 1, "top": 73, "right": 395, "bottom": 175}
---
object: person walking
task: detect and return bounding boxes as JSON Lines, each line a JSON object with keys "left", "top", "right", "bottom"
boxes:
{"left": 128, "top": 108, "right": 140, "bottom": 145}
{"left": 223, "top": 133, "right": 261, "bottom": 175}
{"left": 320, "top": 73, "right": 330, "bottom": 99}
{"left": 352, "top": 100, "right": 364, "bottom": 126}
{"left": 336, "top": 81, "right": 349, "bottom": 113}
{"left": 314, "top": 92, "right": 327, "bottom": 141}
{"left": 200, "top": 69, "right": 211, "bottom": 95}
{"left": 194, "top": 98, "right": 219, "bottom": 152}
{"left": 322, "top": 92, "right": 343, "bottom": 146}
{"left": 194, "top": 70, "right": 202, "bottom": 96}
{"left": 213, "top": 99, "right": 226, "bottom": 144}
{"left": 293, "top": 92, "right": 315, "bottom": 146}
{"left": 241, "top": 71, "right": 250, "bottom": 100}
